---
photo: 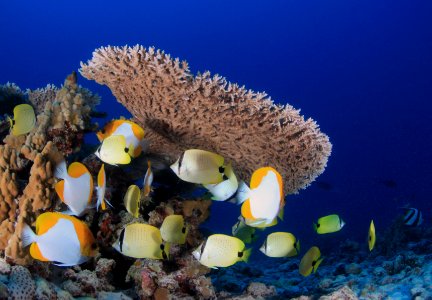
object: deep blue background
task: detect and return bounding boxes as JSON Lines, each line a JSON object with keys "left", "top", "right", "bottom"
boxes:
{"left": 1, "top": 1, "right": 431, "bottom": 257}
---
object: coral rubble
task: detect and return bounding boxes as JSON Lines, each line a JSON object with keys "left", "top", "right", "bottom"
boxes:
{"left": 211, "top": 233, "right": 432, "bottom": 299}
{"left": 80, "top": 45, "right": 332, "bottom": 194}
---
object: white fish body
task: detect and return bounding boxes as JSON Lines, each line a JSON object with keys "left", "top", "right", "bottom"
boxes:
{"left": 248, "top": 171, "right": 281, "bottom": 224}
{"left": 55, "top": 161, "right": 93, "bottom": 216}
{"left": 22, "top": 218, "right": 87, "bottom": 266}
{"left": 64, "top": 174, "right": 92, "bottom": 215}
{"left": 203, "top": 163, "right": 238, "bottom": 201}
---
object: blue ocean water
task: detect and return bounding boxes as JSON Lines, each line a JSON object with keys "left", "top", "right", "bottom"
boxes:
{"left": 1, "top": 0, "right": 432, "bottom": 295}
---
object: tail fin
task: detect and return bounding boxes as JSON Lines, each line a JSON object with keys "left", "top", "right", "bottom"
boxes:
{"left": 54, "top": 160, "right": 68, "bottom": 179}
{"left": 235, "top": 181, "right": 251, "bottom": 204}
{"left": 21, "top": 223, "right": 37, "bottom": 247}
{"left": 313, "top": 257, "right": 324, "bottom": 273}
{"left": 278, "top": 207, "right": 285, "bottom": 221}
{"left": 162, "top": 242, "right": 171, "bottom": 260}
{"left": 295, "top": 239, "right": 301, "bottom": 255}
{"left": 241, "top": 248, "right": 252, "bottom": 263}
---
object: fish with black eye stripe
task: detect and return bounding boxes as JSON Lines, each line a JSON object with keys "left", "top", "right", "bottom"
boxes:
{"left": 260, "top": 232, "right": 300, "bottom": 258}
{"left": 113, "top": 223, "right": 170, "bottom": 259}
{"left": 313, "top": 214, "right": 345, "bottom": 234}
{"left": 192, "top": 234, "right": 251, "bottom": 269}
{"left": 299, "top": 246, "right": 324, "bottom": 277}
{"left": 170, "top": 149, "right": 228, "bottom": 184}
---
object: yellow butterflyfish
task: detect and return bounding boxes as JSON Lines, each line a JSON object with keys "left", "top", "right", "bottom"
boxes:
{"left": 260, "top": 232, "right": 300, "bottom": 258}
{"left": 192, "top": 234, "right": 251, "bottom": 269}
{"left": 113, "top": 223, "right": 169, "bottom": 259}
{"left": 95, "top": 135, "right": 131, "bottom": 165}
{"left": 368, "top": 220, "right": 376, "bottom": 251}
{"left": 9, "top": 103, "right": 36, "bottom": 136}
{"left": 313, "top": 214, "right": 345, "bottom": 234}
{"left": 299, "top": 246, "right": 324, "bottom": 277}
{"left": 170, "top": 149, "right": 226, "bottom": 184}
{"left": 160, "top": 215, "right": 188, "bottom": 244}
{"left": 123, "top": 185, "right": 141, "bottom": 218}
{"left": 97, "top": 119, "right": 146, "bottom": 158}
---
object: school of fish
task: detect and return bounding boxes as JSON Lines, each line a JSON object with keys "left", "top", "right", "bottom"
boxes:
{"left": 7, "top": 104, "right": 421, "bottom": 276}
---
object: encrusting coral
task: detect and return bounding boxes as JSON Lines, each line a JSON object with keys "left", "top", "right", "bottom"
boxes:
{"left": 80, "top": 45, "right": 332, "bottom": 194}
{"left": 0, "top": 72, "right": 99, "bottom": 263}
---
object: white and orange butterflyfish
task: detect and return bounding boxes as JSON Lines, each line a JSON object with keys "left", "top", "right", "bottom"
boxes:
{"left": 21, "top": 212, "right": 98, "bottom": 266}
{"left": 54, "top": 160, "right": 94, "bottom": 216}
{"left": 237, "top": 167, "right": 284, "bottom": 228}
{"left": 96, "top": 119, "right": 147, "bottom": 158}
{"left": 143, "top": 160, "right": 153, "bottom": 197}
{"left": 96, "top": 164, "right": 112, "bottom": 211}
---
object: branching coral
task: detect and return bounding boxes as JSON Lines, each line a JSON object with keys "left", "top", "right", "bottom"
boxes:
{"left": 27, "top": 84, "right": 58, "bottom": 115}
{"left": 80, "top": 45, "right": 332, "bottom": 194}
{"left": 0, "top": 73, "right": 99, "bottom": 264}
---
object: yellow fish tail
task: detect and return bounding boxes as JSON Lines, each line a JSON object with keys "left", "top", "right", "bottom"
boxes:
{"left": 241, "top": 248, "right": 252, "bottom": 263}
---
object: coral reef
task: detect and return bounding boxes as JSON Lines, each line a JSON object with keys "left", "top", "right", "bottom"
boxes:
{"left": 105, "top": 199, "right": 216, "bottom": 299}
{"left": 0, "top": 73, "right": 99, "bottom": 263}
{"left": 80, "top": 45, "right": 332, "bottom": 194}
{"left": 0, "top": 47, "right": 335, "bottom": 299}
{"left": 211, "top": 233, "right": 432, "bottom": 299}
{"left": 61, "top": 258, "right": 116, "bottom": 297}
{"left": 27, "top": 84, "right": 58, "bottom": 115}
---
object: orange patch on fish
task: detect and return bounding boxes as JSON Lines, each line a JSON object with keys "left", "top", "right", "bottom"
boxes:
{"left": 241, "top": 200, "right": 255, "bottom": 220}
{"left": 30, "top": 243, "right": 49, "bottom": 261}
{"left": 68, "top": 162, "right": 90, "bottom": 178}
{"left": 55, "top": 181, "right": 65, "bottom": 203}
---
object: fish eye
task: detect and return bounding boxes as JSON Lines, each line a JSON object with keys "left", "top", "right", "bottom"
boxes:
{"left": 160, "top": 244, "right": 165, "bottom": 250}
{"left": 124, "top": 147, "right": 129, "bottom": 153}
{"left": 219, "top": 166, "right": 225, "bottom": 173}
{"left": 101, "top": 129, "right": 105, "bottom": 134}
{"left": 182, "top": 227, "right": 186, "bottom": 234}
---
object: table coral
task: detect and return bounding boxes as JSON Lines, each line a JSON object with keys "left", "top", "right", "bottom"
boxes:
{"left": 80, "top": 45, "right": 332, "bottom": 194}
